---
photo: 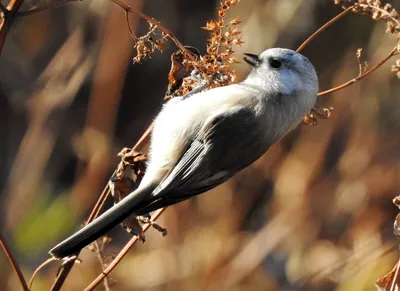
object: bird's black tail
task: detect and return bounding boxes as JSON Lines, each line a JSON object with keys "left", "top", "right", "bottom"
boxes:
{"left": 49, "top": 185, "right": 154, "bottom": 259}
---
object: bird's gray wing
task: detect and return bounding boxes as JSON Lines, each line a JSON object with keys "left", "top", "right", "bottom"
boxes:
{"left": 136, "top": 105, "right": 270, "bottom": 215}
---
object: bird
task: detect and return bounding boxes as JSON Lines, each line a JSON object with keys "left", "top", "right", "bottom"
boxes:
{"left": 49, "top": 48, "right": 319, "bottom": 259}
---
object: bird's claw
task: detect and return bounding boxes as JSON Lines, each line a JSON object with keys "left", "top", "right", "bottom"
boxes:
{"left": 137, "top": 215, "right": 168, "bottom": 237}
{"left": 135, "top": 231, "right": 146, "bottom": 243}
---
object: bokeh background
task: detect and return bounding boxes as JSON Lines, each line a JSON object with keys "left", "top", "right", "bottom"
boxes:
{"left": 1, "top": 0, "right": 400, "bottom": 290}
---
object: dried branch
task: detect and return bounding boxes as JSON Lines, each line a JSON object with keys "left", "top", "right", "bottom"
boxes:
{"left": 48, "top": 186, "right": 113, "bottom": 290}
{"left": 50, "top": 257, "right": 80, "bottom": 291}
{"left": 29, "top": 258, "right": 56, "bottom": 290}
{"left": 86, "top": 123, "right": 153, "bottom": 225}
{"left": 318, "top": 46, "right": 398, "bottom": 96}
{"left": 317, "top": 1, "right": 400, "bottom": 97}
{"left": 0, "top": 234, "right": 29, "bottom": 291}
{"left": 124, "top": 10, "right": 137, "bottom": 41}
{"left": 93, "top": 240, "right": 112, "bottom": 291}
{"left": 83, "top": 208, "right": 166, "bottom": 291}
{"left": 297, "top": 6, "right": 354, "bottom": 52}
{"left": 108, "top": 0, "right": 188, "bottom": 54}
{"left": 298, "top": 1, "right": 400, "bottom": 100}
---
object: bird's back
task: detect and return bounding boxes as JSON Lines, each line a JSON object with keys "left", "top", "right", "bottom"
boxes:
{"left": 140, "top": 83, "right": 265, "bottom": 187}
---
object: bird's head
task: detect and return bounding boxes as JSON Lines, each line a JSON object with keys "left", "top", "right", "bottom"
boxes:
{"left": 243, "top": 48, "right": 318, "bottom": 103}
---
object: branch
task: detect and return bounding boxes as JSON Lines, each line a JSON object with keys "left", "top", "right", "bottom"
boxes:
{"left": 93, "top": 241, "right": 111, "bottom": 291}
{"left": 86, "top": 124, "right": 153, "bottom": 224}
{"left": 83, "top": 208, "right": 166, "bottom": 291}
{"left": 50, "top": 258, "right": 77, "bottom": 291}
{"left": 29, "top": 258, "right": 56, "bottom": 290}
{"left": 318, "top": 45, "right": 398, "bottom": 96}
{"left": 297, "top": 6, "right": 353, "bottom": 52}
{"left": 298, "top": 2, "right": 400, "bottom": 97}
{"left": 109, "top": 0, "right": 196, "bottom": 60}
{"left": 0, "top": 234, "right": 29, "bottom": 291}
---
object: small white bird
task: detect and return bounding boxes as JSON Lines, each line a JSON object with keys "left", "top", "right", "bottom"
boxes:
{"left": 50, "top": 48, "right": 318, "bottom": 258}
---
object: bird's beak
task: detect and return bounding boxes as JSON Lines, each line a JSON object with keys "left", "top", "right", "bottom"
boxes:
{"left": 243, "top": 53, "right": 260, "bottom": 67}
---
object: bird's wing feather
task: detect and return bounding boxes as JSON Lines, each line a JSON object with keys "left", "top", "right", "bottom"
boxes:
{"left": 136, "top": 105, "right": 270, "bottom": 214}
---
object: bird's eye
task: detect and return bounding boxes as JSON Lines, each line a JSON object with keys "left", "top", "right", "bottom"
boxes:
{"left": 269, "top": 58, "right": 282, "bottom": 69}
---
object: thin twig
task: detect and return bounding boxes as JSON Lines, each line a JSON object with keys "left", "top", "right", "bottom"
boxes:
{"left": 109, "top": 0, "right": 196, "bottom": 61}
{"left": 93, "top": 241, "right": 111, "bottom": 291}
{"left": 297, "top": 6, "right": 353, "bottom": 52}
{"left": 86, "top": 185, "right": 112, "bottom": 224}
{"left": 83, "top": 208, "right": 166, "bottom": 291}
{"left": 132, "top": 124, "right": 154, "bottom": 152}
{"left": 316, "top": 2, "right": 400, "bottom": 97}
{"left": 0, "top": 234, "right": 29, "bottom": 291}
{"left": 318, "top": 45, "right": 398, "bottom": 96}
{"left": 86, "top": 123, "right": 153, "bottom": 223}
{"left": 50, "top": 183, "right": 105, "bottom": 291}
{"left": 29, "top": 258, "right": 56, "bottom": 290}
{"left": 50, "top": 257, "right": 81, "bottom": 291}
{"left": 125, "top": 10, "right": 138, "bottom": 41}
{"left": 17, "top": 0, "right": 82, "bottom": 16}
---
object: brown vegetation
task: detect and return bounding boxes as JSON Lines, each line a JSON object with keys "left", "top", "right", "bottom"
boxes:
{"left": 1, "top": 0, "right": 400, "bottom": 290}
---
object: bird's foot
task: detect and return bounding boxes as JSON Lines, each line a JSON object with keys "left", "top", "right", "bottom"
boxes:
{"left": 58, "top": 255, "right": 81, "bottom": 265}
{"left": 119, "top": 216, "right": 146, "bottom": 243}
{"left": 137, "top": 215, "right": 168, "bottom": 237}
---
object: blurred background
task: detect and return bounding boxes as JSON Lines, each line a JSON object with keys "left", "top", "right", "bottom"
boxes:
{"left": 1, "top": 0, "right": 400, "bottom": 290}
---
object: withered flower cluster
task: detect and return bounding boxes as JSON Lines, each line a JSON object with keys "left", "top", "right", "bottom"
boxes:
{"left": 130, "top": 22, "right": 166, "bottom": 63}
{"left": 167, "top": 0, "right": 243, "bottom": 97}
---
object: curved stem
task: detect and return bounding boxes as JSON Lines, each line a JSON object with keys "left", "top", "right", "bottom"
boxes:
{"left": 109, "top": 0, "right": 196, "bottom": 60}
{"left": 318, "top": 45, "right": 398, "bottom": 96}
{"left": 296, "top": 6, "right": 354, "bottom": 52}
{"left": 297, "top": 6, "right": 353, "bottom": 52}
{"left": 86, "top": 124, "right": 153, "bottom": 223}
{"left": 316, "top": 3, "right": 400, "bottom": 97}
{"left": 29, "top": 258, "right": 56, "bottom": 290}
